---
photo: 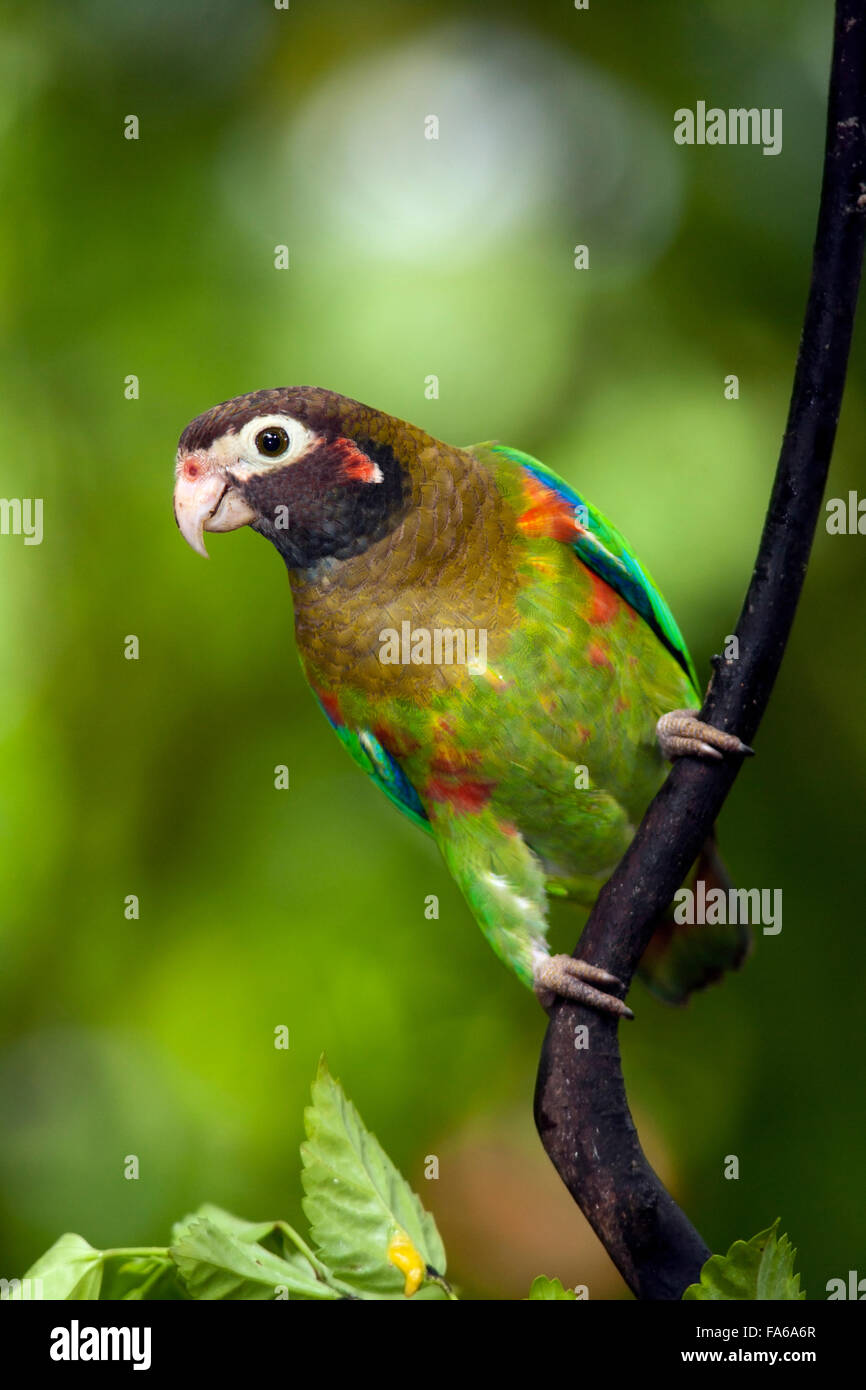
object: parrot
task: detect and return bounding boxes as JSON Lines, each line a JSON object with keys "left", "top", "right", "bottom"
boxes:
{"left": 173, "top": 387, "right": 751, "bottom": 1017}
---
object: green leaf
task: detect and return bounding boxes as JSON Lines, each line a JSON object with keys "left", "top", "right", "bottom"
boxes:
{"left": 100, "top": 1256, "right": 186, "bottom": 1302}
{"left": 171, "top": 1203, "right": 281, "bottom": 1248}
{"left": 301, "top": 1056, "right": 447, "bottom": 1298}
{"left": 170, "top": 1217, "right": 341, "bottom": 1301}
{"left": 683, "top": 1221, "right": 805, "bottom": 1300}
{"left": 19, "top": 1233, "right": 103, "bottom": 1300}
{"left": 528, "top": 1275, "right": 577, "bottom": 1300}
{"left": 172, "top": 1204, "right": 326, "bottom": 1276}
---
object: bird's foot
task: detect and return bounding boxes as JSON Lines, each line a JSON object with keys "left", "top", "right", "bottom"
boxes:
{"left": 656, "top": 709, "right": 754, "bottom": 762}
{"left": 533, "top": 953, "right": 634, "bottom": 1019}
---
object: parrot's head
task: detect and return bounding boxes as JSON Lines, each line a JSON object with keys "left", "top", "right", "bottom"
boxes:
{"left": 173, "top": 387, "right": 411, "bottom": 568}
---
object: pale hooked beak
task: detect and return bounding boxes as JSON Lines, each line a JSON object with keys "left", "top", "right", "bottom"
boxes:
{"left": 173, "top": 459, "right": 256, "bottom": 558}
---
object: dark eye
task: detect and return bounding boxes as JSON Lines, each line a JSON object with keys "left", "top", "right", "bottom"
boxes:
{"left": 255, "top": 426, "right": 290, "bottom": 457}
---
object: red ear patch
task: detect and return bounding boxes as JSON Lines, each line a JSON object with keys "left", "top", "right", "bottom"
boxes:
{"left": 332, "top": 437, "right": 383, "bottom": 484}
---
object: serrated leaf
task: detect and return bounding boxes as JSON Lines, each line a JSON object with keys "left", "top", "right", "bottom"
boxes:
{"left": 19, "top": 1233, "right": 103, "bottom": 1300}
{"left": 171, "top": 1203, "right": 280, "bottom": 1247}
{"left": 683, "top": 1221, "right": 805, "bottom": 1300}
{"left": 528, "top": 1275, "right": 577, "bottom": 1300}
{"left": 301, "top": 1057, "right": 447, "bottom": 1298}
{"left": 170, "top": 1217, "right": 340, "bottom": 1301}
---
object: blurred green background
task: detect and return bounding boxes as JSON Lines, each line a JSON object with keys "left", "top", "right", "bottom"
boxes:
{"left": 1, "top": 0, "right": 864, "bottom": 1299}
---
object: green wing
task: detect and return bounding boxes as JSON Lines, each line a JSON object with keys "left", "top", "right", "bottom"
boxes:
{"left": 486, "top": 443, "right": 699, "bottom": 692}
{"left": 313, "top": 693, "right": 432, "bottom": 833}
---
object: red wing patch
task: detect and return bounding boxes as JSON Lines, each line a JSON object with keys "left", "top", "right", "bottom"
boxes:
{"left": 426, "top": 745, "right": 492, "bottom": 812}
{"left": 426, "top": 777, "right": 495, "bottom": 813}
{"left": 372, "top": 723, "right": 420, "bottom": 760}
{"left": 517, "top": 473, "right": 581, "bottom": 541}
{"left": 429, "top": 749, "right": 482, "bottom": 776}
{"left": 317, "top": 690, "right": 343, "bottom": 725}
{"left": 587, "top": 641, "right": 613, "bottom": 670}
{"left": 587, "top": 568, "right": 621, "bottom": 626}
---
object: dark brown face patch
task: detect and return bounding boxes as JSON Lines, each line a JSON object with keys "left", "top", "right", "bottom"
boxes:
{"left": 177, "top": 387, "right": 422, "bottom": 569}
{"left": 231, "top": 433, "right": 409, "bottom": 571}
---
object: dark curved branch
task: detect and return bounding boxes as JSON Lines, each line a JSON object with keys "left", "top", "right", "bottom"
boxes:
{"left": 535, "top": 0, "right": 866, "bottom": 1301}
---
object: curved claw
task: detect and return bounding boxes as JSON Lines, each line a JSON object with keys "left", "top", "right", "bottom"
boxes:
{"left": 533, "top": 953, "right": 634, "bottom": 1019}
{"left": 657, "top": 709, "right": 754, "bottom": 762}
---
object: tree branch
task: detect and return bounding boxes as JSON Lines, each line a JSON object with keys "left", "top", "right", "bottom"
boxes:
{"left": 535, "top": 0, "right": 866, "bottom": 1301}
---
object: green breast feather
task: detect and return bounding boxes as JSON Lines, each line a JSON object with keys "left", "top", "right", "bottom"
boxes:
{"left": 314, "top": 444, "right": 698, "bottom": 832}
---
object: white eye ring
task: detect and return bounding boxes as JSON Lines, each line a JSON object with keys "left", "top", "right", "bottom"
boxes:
{"left": 231, "top": 414, "right": 318, "bottom": 476}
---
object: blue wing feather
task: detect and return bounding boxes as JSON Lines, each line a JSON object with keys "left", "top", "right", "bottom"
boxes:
{"left": 313, "top": 693, "right": 431, "bottom": 832}
{"left": 489, "top": 444, "right": 699, "bottom": 691}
